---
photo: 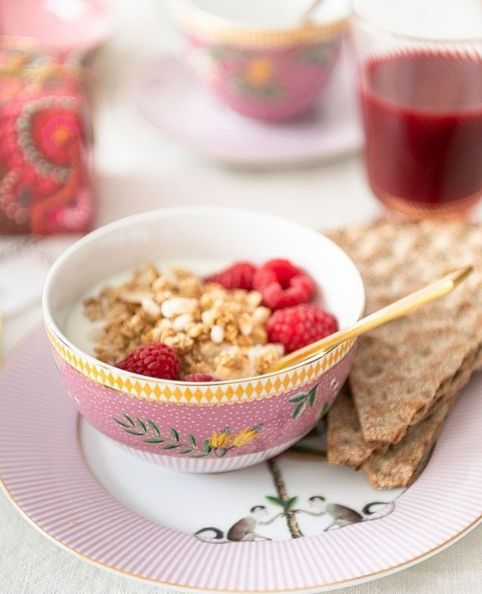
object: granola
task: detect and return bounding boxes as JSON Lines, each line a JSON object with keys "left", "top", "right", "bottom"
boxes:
{"left": 83, "top": 264, "right": 283, "bottom": 380}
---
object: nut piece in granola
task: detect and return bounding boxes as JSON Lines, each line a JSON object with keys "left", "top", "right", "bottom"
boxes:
{"left": 83, "top": 263, "right": 284, "bottom": 379}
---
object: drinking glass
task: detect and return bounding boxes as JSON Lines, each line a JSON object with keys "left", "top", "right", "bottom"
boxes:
{"left": 352, "top": 0, "right": 482, "bottom": 220}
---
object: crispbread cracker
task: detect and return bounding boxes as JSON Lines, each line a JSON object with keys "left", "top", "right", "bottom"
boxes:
{"left": 328, "top": 221, "right": 482, "bottom": 444}
{"left": 364, "top": 346, "right": 482, "bottom": 489}
{"left": 326, "top": 346, "right": 482, "bottom": 470}
{"left": 326, "top": 385, "right": 375, "bottom": 469}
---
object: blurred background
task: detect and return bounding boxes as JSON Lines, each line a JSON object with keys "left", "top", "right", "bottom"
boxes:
{"left": 57, "top": 0, "right": 378, "bottom": 229}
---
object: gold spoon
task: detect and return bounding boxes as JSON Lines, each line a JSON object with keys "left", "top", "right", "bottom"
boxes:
{"left": 301, "top": 0, "right": 325, "bottom": 23}
{"left": 268, "top": 265, "right": 473, "bottom": 373}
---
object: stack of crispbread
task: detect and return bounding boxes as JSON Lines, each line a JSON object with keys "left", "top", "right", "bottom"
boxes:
{"left": 326, "top": 221, "right": 482, "bottom": 488}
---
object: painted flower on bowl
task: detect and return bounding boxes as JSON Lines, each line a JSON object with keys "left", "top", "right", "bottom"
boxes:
{"left": 208, "top": 425, "right": 263, "bottom": 451}
{"left": 209, "top": 429, "right": 232, "bottom": 449}
{"left": 232, "top": 425, "right": 261, "bottom": 447}
{"left": 113, "top": 415, "right": 264, "bottom": 460}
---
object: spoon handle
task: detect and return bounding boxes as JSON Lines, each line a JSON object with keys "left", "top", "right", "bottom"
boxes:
{"left": 268, "top": 265, "right": 473, "bottom": 373}
{"left": 301, "top": 0, "right": 324, "bottom": 22}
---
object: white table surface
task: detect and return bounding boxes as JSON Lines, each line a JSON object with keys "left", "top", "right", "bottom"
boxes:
{"left": 0, "top": 0, "right": 480, "bottom": 592}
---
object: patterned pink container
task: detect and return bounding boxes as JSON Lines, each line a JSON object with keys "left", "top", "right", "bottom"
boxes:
{"left": 187, "top": 36, "right": 343, "bottom": 121}
{"left": 0, "top": 40, "right": 95, "bottom": 234}
{"left": 42, "top": 208, "right": 365, "bottom": 473}
{"left": 176, "top": 2, "right": 348, "bottom": 121}
{"left": 50, "top": 332, "right": 356, "bottom": 473}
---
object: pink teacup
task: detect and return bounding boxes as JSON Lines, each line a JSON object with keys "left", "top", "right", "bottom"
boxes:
{"left": 175, "top": 0, "right": 349, "bottom": 121}
{"left": 42, "top": 207, "right": 364, "bottom": 473}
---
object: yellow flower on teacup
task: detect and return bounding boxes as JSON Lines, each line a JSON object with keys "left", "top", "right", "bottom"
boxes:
{"left": 245, "top": 58, "right": 274, "bottom": 86}
{"left": 232, "top": 426, "right": 260, "bottom": 447}
{"left": 209, "top": 429, "right": 232, "bottom": 449}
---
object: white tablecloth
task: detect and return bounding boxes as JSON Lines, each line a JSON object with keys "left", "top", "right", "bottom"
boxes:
{"left": 0, "top": 1, "right": 480, "bottom": 592}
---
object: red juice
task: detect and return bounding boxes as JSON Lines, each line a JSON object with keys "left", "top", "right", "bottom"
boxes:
{"left": 361, "top": 51, "right": 482, "bottom": 218}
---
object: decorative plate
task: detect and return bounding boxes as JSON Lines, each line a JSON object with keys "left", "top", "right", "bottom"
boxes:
{"left": 0, "top": 329, "right": 480, "bottom": 593}
{"left": 135, "top": 46, "right": 362, "bottom": 167}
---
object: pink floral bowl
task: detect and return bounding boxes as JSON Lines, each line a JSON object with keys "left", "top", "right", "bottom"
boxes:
{"left": 42, "top": 207, "right": 364, "bottom": 472}
{"left": 174, "top": 0, "right": 349, "bottom": 121}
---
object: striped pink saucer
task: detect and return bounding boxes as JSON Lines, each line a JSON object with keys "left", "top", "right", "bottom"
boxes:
{"left": 136, "top": 46, "right": 362, "bottom": 167}
{"left": 0, "top": 328, "right": 481, "bottom": 593}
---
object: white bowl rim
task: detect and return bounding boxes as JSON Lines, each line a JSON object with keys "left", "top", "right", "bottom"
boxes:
{"left": 174, "top": 0, "right": 350, "bottom": 35}
{"left": 42, "top": 206, "right": 365, "bottom": 387}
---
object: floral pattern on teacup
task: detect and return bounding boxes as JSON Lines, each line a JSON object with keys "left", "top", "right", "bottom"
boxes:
{"left": 295, "top": 42, "right": 335, "bottom": 65}
{"left": 202, "top": 39, "right": 339, "bottom": 107}
{"left": 232, "top": 57, "right": 285, "bottom": 100}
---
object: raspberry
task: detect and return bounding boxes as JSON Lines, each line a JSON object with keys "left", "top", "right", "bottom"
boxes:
{"left": 184, "top": 374, "right": 219, "bottom": 382}
{"left": 117, "top": 343, "right": 180, "bottom": 380}
{"left": 206, "top": 261, "right": 257, "bottom": 290}
{"left": 262, "top": 274, "right": 315, "bottom": 310}
{"left": 254, "top": 259, "right": 301, "bottom": 290}
{"left": 253, "top": 259, "right": 315, "bottom": 310}
{"left": 267, "top": 304, "right": 338, "bottom": 353}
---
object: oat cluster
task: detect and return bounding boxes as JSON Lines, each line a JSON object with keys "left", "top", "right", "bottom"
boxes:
{"left": 84, "top": 264, "right": 284, "bottom": 380}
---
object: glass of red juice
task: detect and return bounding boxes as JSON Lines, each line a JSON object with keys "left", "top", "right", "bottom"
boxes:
{"left": 352, "top": 6, "right": 482, "bottom": 220}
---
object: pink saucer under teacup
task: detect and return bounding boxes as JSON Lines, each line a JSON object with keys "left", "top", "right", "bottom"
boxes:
{"left": 0, "top": 0, "right": 110, "bottom": 51}
{"left": 136, "top": 45, "right": 362, "bottom": 166}
{"left": 174, "top": 0, "right": 350, "bottom": 121}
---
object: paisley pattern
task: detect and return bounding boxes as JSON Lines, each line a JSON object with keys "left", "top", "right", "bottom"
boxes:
{"left": 0, "top": 43, "right": 94, "bottom": 234}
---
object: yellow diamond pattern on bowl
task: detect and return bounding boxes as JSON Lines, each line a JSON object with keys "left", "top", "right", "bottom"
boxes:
{"left": 46, "top": 327, "right": 353, "bottom": 405}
